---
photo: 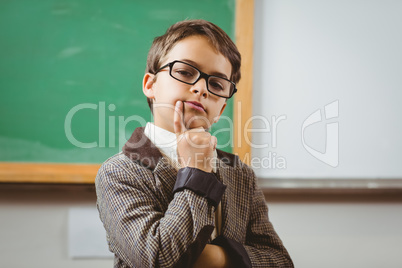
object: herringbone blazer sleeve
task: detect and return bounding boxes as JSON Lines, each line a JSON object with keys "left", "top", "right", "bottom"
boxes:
{"left": 95, "top": 155, "right": 218, "bottom": 268}
{"left": 244, "top": 169, "right": 294, "bottom": 267}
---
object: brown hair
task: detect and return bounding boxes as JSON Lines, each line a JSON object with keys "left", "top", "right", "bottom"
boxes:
{"left": 145, "top": 19, "right": 241, "bottom": 112}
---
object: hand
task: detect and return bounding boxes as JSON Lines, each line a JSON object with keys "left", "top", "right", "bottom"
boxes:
{"left": 174, "top": 101, "right": 217, "bottom": 173}
{"left": 193, "top": 244, "right": 231, "bottom": 268}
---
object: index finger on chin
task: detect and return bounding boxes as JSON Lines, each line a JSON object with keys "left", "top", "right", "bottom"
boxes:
{"left": 174, "top": 101, "right": 185, "bottom": 135}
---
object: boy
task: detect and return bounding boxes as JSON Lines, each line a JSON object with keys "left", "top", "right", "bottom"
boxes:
{"left": 95, "top": 20, "right": 293, "bottom": 267}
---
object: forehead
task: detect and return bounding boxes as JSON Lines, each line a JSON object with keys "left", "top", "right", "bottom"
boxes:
{"left": 163, "top": 35, "right": 232, "bottom": 79}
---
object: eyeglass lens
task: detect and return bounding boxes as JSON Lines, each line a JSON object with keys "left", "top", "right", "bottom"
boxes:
{"left": 170, "top": 62, "right": 233, "bottom": 98}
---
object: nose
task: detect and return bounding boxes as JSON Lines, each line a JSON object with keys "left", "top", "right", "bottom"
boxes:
{"left": 191, "top": 77, "right": 209, "bottom": 98}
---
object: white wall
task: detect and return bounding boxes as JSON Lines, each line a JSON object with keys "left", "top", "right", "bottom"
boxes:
{"left": 0, "top": 185, "right": 113, "bottom": 268}
{"left": 1, "top": 185, "right": 401, "bottom": 268}
{"left": 267, "top": 194, "right": 402, "bottom": 268}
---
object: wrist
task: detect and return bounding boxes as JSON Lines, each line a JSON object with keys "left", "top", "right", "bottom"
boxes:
{"left": 178, "top": 153, "right": 214, "bottom": 173}
{"left": 173, "top": 167, "right": 226, "bottom": 207}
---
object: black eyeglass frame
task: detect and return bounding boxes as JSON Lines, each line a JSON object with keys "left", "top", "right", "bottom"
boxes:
{"left": 155, "top": 60, "right": 237, "bottom": 99}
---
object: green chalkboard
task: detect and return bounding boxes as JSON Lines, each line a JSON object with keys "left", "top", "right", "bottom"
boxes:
{"left": 0, "top": 0, "right": 236, "bottom": 163}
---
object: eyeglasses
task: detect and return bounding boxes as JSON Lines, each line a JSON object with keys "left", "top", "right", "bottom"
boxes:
{"left": 155, "top": 60, "right": 237, "bottom": 99}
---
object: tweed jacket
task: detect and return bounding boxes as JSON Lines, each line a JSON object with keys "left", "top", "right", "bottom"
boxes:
{"left": 95, "top": 127, "right": 293, "bottom": 268}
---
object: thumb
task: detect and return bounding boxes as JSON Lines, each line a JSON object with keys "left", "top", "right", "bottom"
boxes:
{"left": 211, "top": 136, "right": 217, "bottom": 151}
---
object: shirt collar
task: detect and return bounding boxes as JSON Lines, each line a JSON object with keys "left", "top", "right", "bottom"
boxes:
{"left": 144, "top": 122, "right": 178, "bottom": 161}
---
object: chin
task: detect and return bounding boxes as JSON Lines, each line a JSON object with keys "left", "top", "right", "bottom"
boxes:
{"left": 184, "top": 116, "right": 213, "bottom": 130}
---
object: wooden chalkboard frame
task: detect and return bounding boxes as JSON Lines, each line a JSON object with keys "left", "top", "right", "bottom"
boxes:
{"left": 0, "top": 162, "right": 99, "bottom": 184}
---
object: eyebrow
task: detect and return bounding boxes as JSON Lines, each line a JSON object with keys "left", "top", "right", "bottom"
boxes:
{"left": 181, "top": 59, "right": 229, "bottom": 79}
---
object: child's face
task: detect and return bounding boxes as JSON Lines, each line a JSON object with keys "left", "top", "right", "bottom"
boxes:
{"left": 143, "top": 35, "right": 231, "bottom": 133}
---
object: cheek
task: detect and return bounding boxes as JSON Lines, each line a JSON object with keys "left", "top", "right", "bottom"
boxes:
{"left": 156, "top": 82, "right": 186, "bottom": 100}
{"left": 213, "top": 100, "right": 226, "bottom": 114}
{"left": 154, "top": 87, "right": 173, "bottom": 102}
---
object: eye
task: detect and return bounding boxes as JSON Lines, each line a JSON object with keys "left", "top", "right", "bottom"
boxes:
{"left": 176, "top": 69, "right": 193, "bottom": 76}
{"left": 209, "top": 78, "right": 225, "bottom": 91}
{"left": 174, "top": 67, "right": 197, "bottom": 79}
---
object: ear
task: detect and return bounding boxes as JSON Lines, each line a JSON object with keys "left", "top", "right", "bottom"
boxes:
{"left": 143, "top": 73, "right": 156, "bottom": 98}
{"left": 213, "top": 102, "right": 227, "bottom": 123}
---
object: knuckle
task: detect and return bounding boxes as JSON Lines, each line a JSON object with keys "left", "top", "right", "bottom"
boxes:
{"left": 192, "top": 135, "right": 201, "bottom": 143}
{"left": 184, "top": 132, "right": 191, "bottom": 140}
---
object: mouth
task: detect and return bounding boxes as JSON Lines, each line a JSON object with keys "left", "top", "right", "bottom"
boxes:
{"left": 184, "top": 101, "right": 205, "bottom": 112}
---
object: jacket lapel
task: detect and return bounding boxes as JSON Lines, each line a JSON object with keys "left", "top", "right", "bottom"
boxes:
{"left": 215, "top": 151, "right": 239, "bottom": 240}
{"left": 216, "top": 153, "right": 248, "bottom": 243}
{"left": 122, "top": 127, "right": 163, "bottom": 171}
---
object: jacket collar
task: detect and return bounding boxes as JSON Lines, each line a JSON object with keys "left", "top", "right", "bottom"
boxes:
{"left": 123, "top": 127, "right": 238, "bottom": 171}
